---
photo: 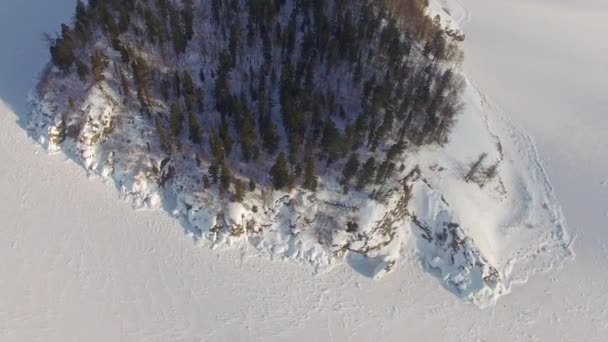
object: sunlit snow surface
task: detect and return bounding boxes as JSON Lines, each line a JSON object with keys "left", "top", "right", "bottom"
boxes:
{"left": 1, "top": 0, "right": 607, "bottom": 341}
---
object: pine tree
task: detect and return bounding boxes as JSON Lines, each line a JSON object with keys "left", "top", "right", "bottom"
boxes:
{"left": 195, "top": 87, "right": 205, "bottom": 112}
{"left": 74, "top": 0, "right": 88, "bottom": 31}
{"left": 90, "top": 50, "right": 109, "bottom": 84}
{"left": 375, "top": 159, "right": 395, "bottom": 184}
{"left": 321, "top": 119, "right": 343, "bottom": 161}
{"left": 342, "top": 154, "right": 360, "bottom": 184}
{"left": 208, "top": 162, "right": 219, "bottom": 183}
{"left": 169, "top": 6, "right": 187, "bottom": 54}
{"left": 169, "top": 103, "right": 184, "bottom": 140}
{"left": 302, "top": 157, "right": 318, "bottom": 191}
{"left": 232, "top": 178, "right": 245, "bottom": 202}
{"left": 229, "top": 23, "right": 240, "bottom": 66}
{"left": 356, "top": 157, "right": 377, "bottom": 190}
{"left": 173, "top": 71, "right": 181, "bottom": 98}
{"left": 144, "top": 8, "right": 163, "bottom": 44}
{"left": 118, "top": 7, "right": 131, "bottom": 34}
{"left": 209, "top": 131, "right": 225, "bottom": 161}
{"left": 75, "top": 58, "right": 89, "bottom": 82}
{"left": 286, "top": 172, "right": 297, "bottom": 192}
{"left": 49, "top": 24, "right": 76, "bottom": 72}
{"left": 160, "top": 78, "right": 170, "bottom": 101}
{"left": 182, "top": 0, "right": 195, "bottom": 41}
{"left": 249, "top": 178, "right": 256, "bottom": 191}
{"left": 219, "top": 120, "right": 233, "bottom": 157}
{"left": 270, "top": 152, "right": 289, "bottom": 190}
{"left": 353, "top": 113, "right": 369, "bottom": 149}
{"left": 188, "top": 111, "right": 202, "bottom": 144}
{"left": 261, "top": 116, "right": 279, "bottom": 155}
{"left": 239, "top": 110, "right": 257, "bottom": 162}
{"left": 386, "top": 140, "right": 406, "bottom": 161}
{"left": 220, "top": 162, "right": 232, "bottom": 191}
{"left": 155, "top": 117, "right": 169, "bottom": 152}
{"left": 215, "top": 51, "right": 233, "bottom": 115}
{"left": 132, "top": 57, "right": 152, "bottom": 111}
{"left": 182, "top": 70, "right": 195, "bottom": 96}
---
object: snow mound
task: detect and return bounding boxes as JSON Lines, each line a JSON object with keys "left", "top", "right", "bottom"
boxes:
{"left": 399, "top": 78, "right": 574, "bottom": 307}
{"left": 24, "top": 0, "right": 572, "bottom": 307}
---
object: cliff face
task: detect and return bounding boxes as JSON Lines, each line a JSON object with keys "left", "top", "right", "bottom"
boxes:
{"left": 27, "top": 0, "right": 571, "bottom": 307}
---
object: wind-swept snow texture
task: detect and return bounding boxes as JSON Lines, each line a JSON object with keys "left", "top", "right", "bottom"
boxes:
{"left": 2, "top": 0, "right": 607, "bottom": 341}
{"left": 24, "top": 0, "right": 571, "bottom": 308}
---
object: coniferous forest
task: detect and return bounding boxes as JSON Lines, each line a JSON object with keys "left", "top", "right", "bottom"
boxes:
{"left": 44, "top": 0, "right": 464, "bottom": 199}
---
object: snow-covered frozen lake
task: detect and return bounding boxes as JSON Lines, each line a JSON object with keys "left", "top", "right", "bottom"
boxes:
{"left": 1, "top": 0, "right": 606, "bottom": 340}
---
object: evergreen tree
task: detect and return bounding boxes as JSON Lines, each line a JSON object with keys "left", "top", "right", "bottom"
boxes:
{"left": 386, "top": 140, "right": 407, "bottom": 161}
{"left": 356, "top": 157, "right": 377, "bottom": 190}
{"left": 239, "top": 110, "right": 257, "bottom": 162}
{"left": 182, "top": 70, "right": 196, "bottom": 110}
{"left": 270, "top": 152, "right": 289, "bottom": 190}
{"left": 155, "top": 117, "right": 169, "bottom": 152}
{"left": 375, "top": 159, "right": 395, "bottom": 184}
{"left": 49, "top": 24, "right": 76, "bottom": 72}
{"left": 229, "top": 23, "right": 240, "bottom": 66}
{"left": 160, "top": 78, "right": 171, "bottom": 101}
{"left": 209, "top": 131, "right": 225, "bottom": 161}
{"left": 144, "top": 8, "right": 163, "bottom": 44}
{"left": 214, "top": 51, "right": 233, "bottom": 115}
{"left": 75, "top": 58, "right": 89, "bottom": 82}
{"left": 188, "top": 111, "right": 202, "bottom": 144}
{"left": 353, "top": 113, "right": 369, "bottom": 149}
{"left": 302, "top": 157, "right": 318, "bottom": 191}
{"left": 342, "top": 154, "right": 360, "bottom": 184}
{"left": 260, "top": 116, "right": 279, "bottom": 155}
{"left": 173, "top": 71, "right": 181, "bottom": 98}
{"left": 321, "top": 119, "right": 343, "bottom": 161}
{"left": 118, "top": 7, "right": 131, "bottom": 34}
{"left": 219, "top": 120, "right": 233, "bottom": 157}
{"left": 182, "top": 70, "right": 195, "bottom": 96}
{"left": 169, "top": 6, "right": 187, "bottom": 54}
{"left": 195, "top": 88, "right": 205, "bottom": 112}
{"left": 232, "top": 178, "right": 245, "bottom": 202}
{"left": 74, "top": 0, "right": 88, "bottom": 33}
{"left": 182, "top": 0, "right": 195, "bottom": 41}
{"left": 286, "top": 172, "right": 297, "bottom": 192}
{"left": 220, "top": 162, "right": 232, "bottom": 191}
{"left": 132, "top": 57, "right": 152, "bottom": 111}
{"left": 90, "top": 50, "right": 109, "bottom": 84}
{"left": 208, "top": 162, "right": 219, "bottom": 183}
{"left": 169, "top": 103, "right": 184, "bottom": 139}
